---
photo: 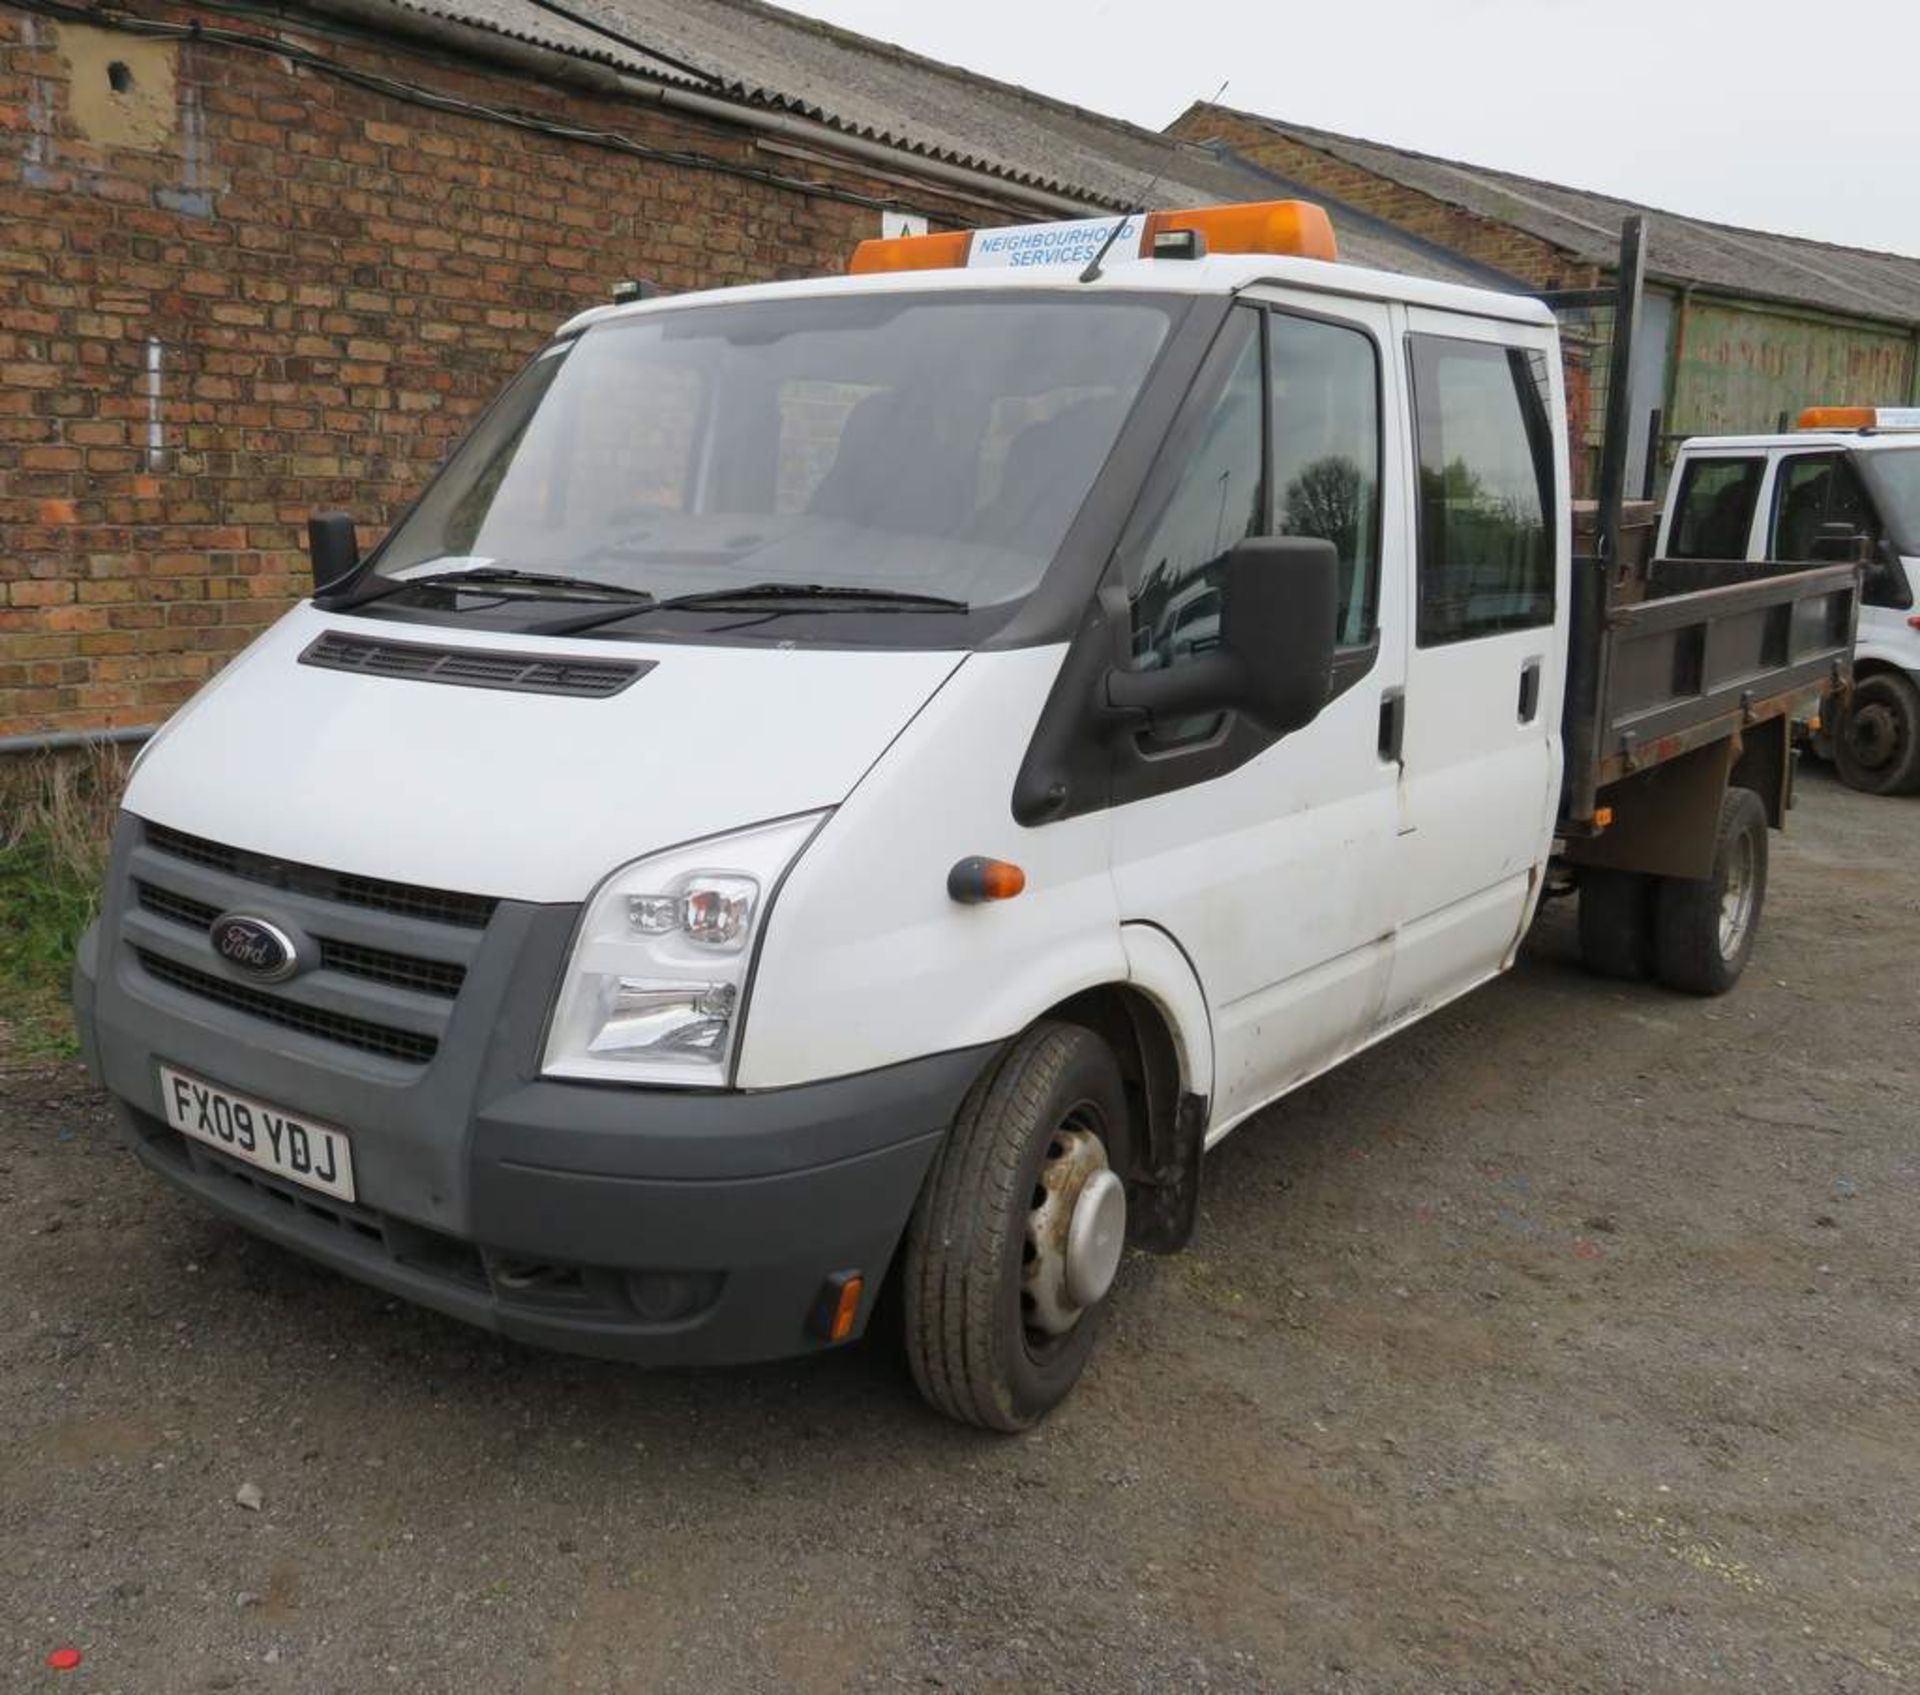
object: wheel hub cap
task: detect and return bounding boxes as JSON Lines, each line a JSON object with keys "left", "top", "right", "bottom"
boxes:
{"left": 1064, "top": 1169, "right": 1127, "bottom": 1309}
{"left": 1023, "top": 1120, "right": 1125, "bottom": 1338}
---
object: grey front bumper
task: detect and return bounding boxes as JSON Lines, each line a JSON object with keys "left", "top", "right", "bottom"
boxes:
{"left": 74, "top": 818, "right": 993, "bottom": 1366}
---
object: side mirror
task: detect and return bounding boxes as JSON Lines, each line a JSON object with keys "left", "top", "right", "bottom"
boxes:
{"left": 307, "top": 512, "right": 362, "bottom": 597}
{"left": 1867, "top": 535, "right": 1910, "bottom": 605}
{"left": 1106, "top": 536, "right": 1339, "bottom": 736}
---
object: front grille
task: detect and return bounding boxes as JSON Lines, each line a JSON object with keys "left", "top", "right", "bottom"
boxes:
{"left": 137, "top": 881, "right": 219, "bottom": 930}
{"left": 135, "top": 881, "right": 467, "bottom": 999}
{"left": 318, "top": 937, "right": 465, "bottom": 998}
{"left": 146, "top": 823, "right": 496, "bottom": 930}
{"left": 136, "top": 950, "right": 440, "bottom": 1064}
{"left": 301, "top": 630, "right": 649, "bottom": 699}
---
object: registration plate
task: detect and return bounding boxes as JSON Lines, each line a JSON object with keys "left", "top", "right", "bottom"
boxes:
{"left": 158, "top": 1066, "right": 357, "bottom": 1203}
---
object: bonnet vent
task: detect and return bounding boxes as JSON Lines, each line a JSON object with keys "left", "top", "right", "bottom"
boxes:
{"left": 301, "top": 632, "right": 650, "bottom": 698}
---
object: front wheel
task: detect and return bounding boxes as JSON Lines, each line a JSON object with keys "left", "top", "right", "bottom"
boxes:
{"left": 1651, "top": 786, "right": 1769, "bottom": 996}
{"left": 1834, "top": 672, "right": 1920, "bottom": 795}
{"left": 902, "top": 1022, "right": 1131, "bottom": 1431}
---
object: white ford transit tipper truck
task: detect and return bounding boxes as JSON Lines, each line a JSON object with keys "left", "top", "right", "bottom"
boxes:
{"left": 1656, "top": 409, "right": 1920, "bottom": 793}
{"left": 72, "top": 203, "right": 1858, "bottom": 1428}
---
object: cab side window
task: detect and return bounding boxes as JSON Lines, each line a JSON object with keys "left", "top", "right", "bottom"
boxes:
{"left": 1122, "top": 316, "right": 1264, "bottom": 681}
{"left": 1408, "top": 336, "right": 1555, "bottom": 645}
{"left": 1771, "top": 453, "right": 1878, "bottom": 562}
{"left": 1668, "top": 457, "right": 1763, "bottom": 560}
{"left": 1269, "top": 313, "right": 1382, "bottom": 647}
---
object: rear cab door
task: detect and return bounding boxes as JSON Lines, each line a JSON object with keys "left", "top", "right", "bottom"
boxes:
{"left": 1660, "top": 450, "right": 1771, "bottom": 562}
{"left": 1383, "top": 307, "right": 1567, "bottom": 1019}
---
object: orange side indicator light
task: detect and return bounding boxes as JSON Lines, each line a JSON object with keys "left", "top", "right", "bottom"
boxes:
{"left": 947, "top": 856, "right": 1027, "bottom": 904}
{"left": 799, "top": 1271, "right": 868, "bottom": 1345}
{"left": 809, "top": 1270, "right": 866, "bottom": 1342}
{"left": 1592, "top": 806, "right": 1615, "bottom": 831}
{"left": 829, "top": 1276, "right": 864, "bottom": 1343}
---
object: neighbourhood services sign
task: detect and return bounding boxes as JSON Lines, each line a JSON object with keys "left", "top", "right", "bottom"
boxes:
{"left": 967, "top": 216, "right": 1147, "bottom": 270}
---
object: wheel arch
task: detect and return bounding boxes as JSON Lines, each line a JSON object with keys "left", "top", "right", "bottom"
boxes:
{"left": 1042, "top": 928, "right": 1213, "bottom": 1253}
{"left": 1850, "top": 655, "right": 1911, "bottom": 685}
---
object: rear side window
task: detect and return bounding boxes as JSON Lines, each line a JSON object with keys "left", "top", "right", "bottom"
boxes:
{"left": 1268, "top": 312, "right": 1381, "bottom": 647}
{"left": 1667, "top": 457, "right": 1763, "bottom": 560}
{"left": 1409, "top": 336, "right": 1555, "bottom": 645}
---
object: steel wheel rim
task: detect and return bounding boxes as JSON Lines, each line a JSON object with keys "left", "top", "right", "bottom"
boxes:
{"left": 1719, "top": 830, "right": 1757, "bottom": 958}
{"left": 1020, "top": 1103, "right": 1121, "bottom": 1352}
{"left": 1848, "top": 702, "right": 1904, "bottom": 774}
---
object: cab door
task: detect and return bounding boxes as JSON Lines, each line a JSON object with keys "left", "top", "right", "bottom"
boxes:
{"left": 1107, "top": 297, "right": 1409, "bottom": 1130}
{"left": 1765, "top": 449, "right": 1914, "bottom": 654}
{"left": 1382, "top": 310, "right": 1567, "bottom": 1019}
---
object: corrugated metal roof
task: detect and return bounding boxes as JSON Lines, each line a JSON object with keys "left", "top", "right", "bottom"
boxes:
{"left": 322, "top": 0, "right": 1508, "bottom": 288}
{"left": 381, "top": 0, "right": 711, "bottom": 85}
{"left": 1188, "top": 105, "right": 1920, "bottom": 327}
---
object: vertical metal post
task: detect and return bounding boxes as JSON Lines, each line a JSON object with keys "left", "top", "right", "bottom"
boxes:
{"left": 1641, "top": 406, "right": 1663, "bottom": 500}
{"left": 1594, "top": 215, "right": 1647, "bottom": 566}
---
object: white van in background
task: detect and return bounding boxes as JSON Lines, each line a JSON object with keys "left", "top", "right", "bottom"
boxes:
{"left": 1659, "top": 410, "right": 1920, "bottom": 793}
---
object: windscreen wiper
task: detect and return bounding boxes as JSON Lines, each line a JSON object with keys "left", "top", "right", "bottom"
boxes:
{"left": 649, "top": 581, "right": 967, "bottom": 612}
{"left": 326, "top": 565, "right": 656, "bottom": 612}
{"left": 532, "top": 580, "right": 969, "bottom": 638}
{"left": 402, "top": 567, "right": 655, "bottom": 601}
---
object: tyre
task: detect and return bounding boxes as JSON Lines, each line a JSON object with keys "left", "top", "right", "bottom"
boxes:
{"left": 1577, "top": 867, "right": 1655, "bottom": 980}
{"left": 1834, "top": 671, "right": 1920, "bottom": 795}
{"left": 1651, "top": 787, "right": 1768, "bottom": 996}
{"left": 902, "top": 1021, "right": 1131, "bottom": 1432}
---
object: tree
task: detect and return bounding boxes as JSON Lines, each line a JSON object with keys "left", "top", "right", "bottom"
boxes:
{"left": 1282, "top": 455, "right": 1364, "bottom": 562}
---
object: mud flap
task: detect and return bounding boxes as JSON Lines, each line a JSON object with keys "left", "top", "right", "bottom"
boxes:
{"left": 1126, "top": 1091, "right": 1208, "bottom": 1254}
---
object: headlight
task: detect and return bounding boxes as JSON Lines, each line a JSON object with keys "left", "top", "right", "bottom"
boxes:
{"left": 542, "top": 813, "right": 827, "bottom": 1085}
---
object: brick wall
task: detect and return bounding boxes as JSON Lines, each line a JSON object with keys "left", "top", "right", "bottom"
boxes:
{"left": 0, "top": 2, "right": 997, "bottom": 737}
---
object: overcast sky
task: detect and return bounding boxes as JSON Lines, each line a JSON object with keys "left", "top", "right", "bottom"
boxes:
{"left": 777, "top": 0, "right": 1918, "bottom": 257}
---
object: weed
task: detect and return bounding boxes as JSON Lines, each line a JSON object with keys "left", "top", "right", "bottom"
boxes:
{"left": 0, "top": 744, "right": 129, "bottom": 1060}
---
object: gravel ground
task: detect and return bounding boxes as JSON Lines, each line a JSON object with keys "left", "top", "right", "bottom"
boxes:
{"left": 2, "top": 766, "right": 1916, "bottom": 1694}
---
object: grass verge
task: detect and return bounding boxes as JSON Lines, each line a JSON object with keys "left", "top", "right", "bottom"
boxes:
{"left": 0, "top": 744, "right": 128, "bottom": 1062}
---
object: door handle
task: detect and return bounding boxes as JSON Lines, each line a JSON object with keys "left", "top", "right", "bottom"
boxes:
{"left": 1517, "top": 659, "right": 1542, "bottom": 724}
{"left": 1378, "top": 688, "right": 1405, "bottom": 762}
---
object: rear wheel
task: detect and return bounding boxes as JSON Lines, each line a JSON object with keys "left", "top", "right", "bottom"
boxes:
{"left": 1834, "top": 672, "right": 1920, "bottom": 795}
{"left": 902, "top": 1022, "right": 1130, "bottom": 1432}
{"left": 1577, "top": 867, "right": 1656, "bottom": 980}
{"left": 1651, "top": 786, "right": 1768, "bottom": 995}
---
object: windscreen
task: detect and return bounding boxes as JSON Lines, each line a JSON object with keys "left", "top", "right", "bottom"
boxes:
{"left": 374, "top": 294, "right": 1174, "bottom": 612}
{"left": 1858, "top": 446, "right": 1920, "bottom": 554}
